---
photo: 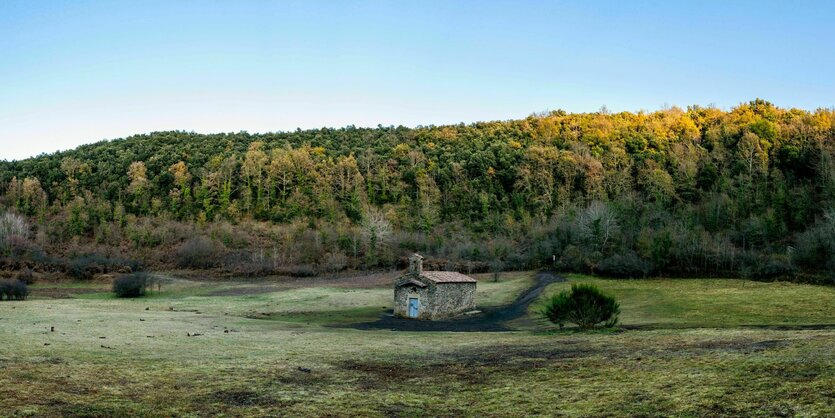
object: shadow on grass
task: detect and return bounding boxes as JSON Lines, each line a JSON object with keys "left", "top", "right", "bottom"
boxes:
{"left": 247, "top": 306, "right": 389, "bottom": 325}
{"left": 621, "top": 323, "right": 835, "bottom": 331}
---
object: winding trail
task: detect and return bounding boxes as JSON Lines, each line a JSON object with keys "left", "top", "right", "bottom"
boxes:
{"left": 348, "top": 271, "right": 566, "bottom": 332}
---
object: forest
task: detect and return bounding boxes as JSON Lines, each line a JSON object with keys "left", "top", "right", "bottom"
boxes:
{"left": 1, "top": 99, "right": 834, "bottom": 282}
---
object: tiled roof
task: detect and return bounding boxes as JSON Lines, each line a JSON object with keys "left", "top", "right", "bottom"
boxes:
{"left": 421, "top": 271, "right": 477, "bottom": 283}
{"left": 397, "top": 278, "right": 428, "bottom": 288}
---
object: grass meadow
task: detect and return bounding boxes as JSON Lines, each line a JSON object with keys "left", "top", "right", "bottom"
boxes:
{"left": 1, "top": 272, "right": 833, "bottom": 417}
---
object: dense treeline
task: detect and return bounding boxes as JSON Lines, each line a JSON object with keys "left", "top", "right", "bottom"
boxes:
{"left": 1, "top": 99, "right": 834, "bottom": 282}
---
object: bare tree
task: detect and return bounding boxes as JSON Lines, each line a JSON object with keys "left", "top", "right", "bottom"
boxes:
{"left": 0, "top": 212, "right": 29, "bottom": 241}
{"left": 361, "top": 206, "right": 392, "bottom": 266}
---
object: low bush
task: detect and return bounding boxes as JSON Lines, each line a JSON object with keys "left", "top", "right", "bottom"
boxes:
{"left": 557, "top": 245, "right": 595, "bottom": 273}
{"left": 16, "top": 267, "right": 34, "bottom": 284}
{"left": 176, "top": 237, "right": 221, "bottom": 269}
{"left": 67, "top": 256, "right": 96, "bottom": 280}
{"left": 221, "top": 250, "right": 320, "bottom": 278}
{"left": 322, "top": 252, "right": 348, "bottom": 273}
{"left": 752, "top": 258, "right": 797, "bottom": 281}
{"left": 0, "top": 279, "right": 29, "bottom": 301}
{"left": 29, "top": 250, "right": 66, "bottom": 272}
{"left": 221, "top": 251, "right": 275, "bottom": 277}
{"left": 409, "top": 256, "right": 490, "bottom": 274}
{"left": 68, "top": 254, "right": 142, "bottom": 280}
{"left": 208, "top": 222, "right": 251, "bottom": 249}
{"left": 112, "top": 273, "right": 149, "bottom": 298}
{"left": 595, "top": 252, "right": 652, "bottom": 278}
{"left": 277, "top": 264, "right": 318, "bottom": 277}
{"left": 4, "top": 235, "right": 32, "bottom": 257}
{"left": 541, "top": 283, "right": 620, "bottom": 329}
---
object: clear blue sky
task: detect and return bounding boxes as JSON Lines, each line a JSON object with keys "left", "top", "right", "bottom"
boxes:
{"left": 1, "top": 0, "right": 833, "bottom": 160}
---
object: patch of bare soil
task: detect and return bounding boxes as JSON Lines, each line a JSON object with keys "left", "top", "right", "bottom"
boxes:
{"left": 682, "top": 339, "right": 789, "bottom": 353}
{"left": 343, "top": 360, "right": 492, "bottom": 387}
{"left": 30, "top": 287, "right": 103, "bottom": 299}
{"left": 208, "top": 389, "right": 286, "bottom": 407}
{"left": 345, "top": 337, "right": 801, "bottom": 392}
{"left": 338, "top": 337, "right": 797, "bottom": 390}
{"left": 378, "top": 402, "right": 443, "bottom": 418}
{"left": 346, "top": 271, "right": 566, "bottom": 332}
{"left": 337, "top": 342, "right": 607, "bottom": 391}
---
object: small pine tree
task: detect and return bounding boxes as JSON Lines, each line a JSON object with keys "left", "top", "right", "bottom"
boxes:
{"left": 541, "top": 283, "right": 620, "bottom": 329}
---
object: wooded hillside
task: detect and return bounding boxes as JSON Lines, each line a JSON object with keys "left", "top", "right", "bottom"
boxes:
{"left": 2, "top": 99, "right": 834, "bottom": 281}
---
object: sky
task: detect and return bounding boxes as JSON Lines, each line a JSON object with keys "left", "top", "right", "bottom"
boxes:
{"left": 1, "top": 1, "right": 833, "bottom": 161}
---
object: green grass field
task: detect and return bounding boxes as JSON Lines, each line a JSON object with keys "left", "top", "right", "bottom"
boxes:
{"left": 1, "top": 272, "right": 834, "bottom": 417}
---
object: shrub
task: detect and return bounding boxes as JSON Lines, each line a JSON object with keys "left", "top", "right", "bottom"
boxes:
{"left": 67, "top": 254, "right": 141, "bottom": 280}
{"left": 793, "top": 217, "right": 835, "bottom": 271}
{"left": 276, "top": 264, "right": 318, "bottom": 277}
{"left": 176, "top": 237, "right": 221, "bottom": 269}
{"left": 67, "top": 255, "right": 101, "bottom": 280}
{"left": 595, "top": 252, "right": 652, "bottom": 278}
{"left": 13, "top": 280, "right": 29, "bottom": 300}
{"left": 29, "top": 249, "right": 66, "bottom": 273}
{"left": 752, "top": 257, "right": 796, "bottom": 281}
{"left": 221, "top": 250, "right": 277, "bottom": 277}
{"left": 16, "top": 267, "right": 34, "bottom": 284}
{"left": 0, "top": 279, "right": 29, "bottom": 301}
{"left": 490, "top": 260, "right": 505, "bottom": 282}
{"left": 541, "top": 283, "right": 620, "bottom": 329}
{"left": 208, "top": 222, "right": 251, "bottom": 249}
{"left": 4, "top": 235, "right": 32, "bottom": 257}
{"left": 112, "top": 273, "right": 149, "bottom": 298}
{"left": 557, "top": 245, "right": 594, "bottom": 273}
{"left": 322, "top": 252, "right": 348, "bottom": 273}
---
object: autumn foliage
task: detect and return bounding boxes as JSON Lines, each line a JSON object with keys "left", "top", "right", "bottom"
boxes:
{"left": 0, "top": 100, "right": 834, "bottom": 281}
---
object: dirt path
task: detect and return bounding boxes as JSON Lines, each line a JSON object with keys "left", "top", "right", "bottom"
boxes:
{"left": 347, "top": 271, "right": 566, "bottom": 332}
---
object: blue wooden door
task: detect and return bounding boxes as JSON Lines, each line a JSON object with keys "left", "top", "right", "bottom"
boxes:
{"left": 408, "top": 298, "right": 419, "bottom": 318}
